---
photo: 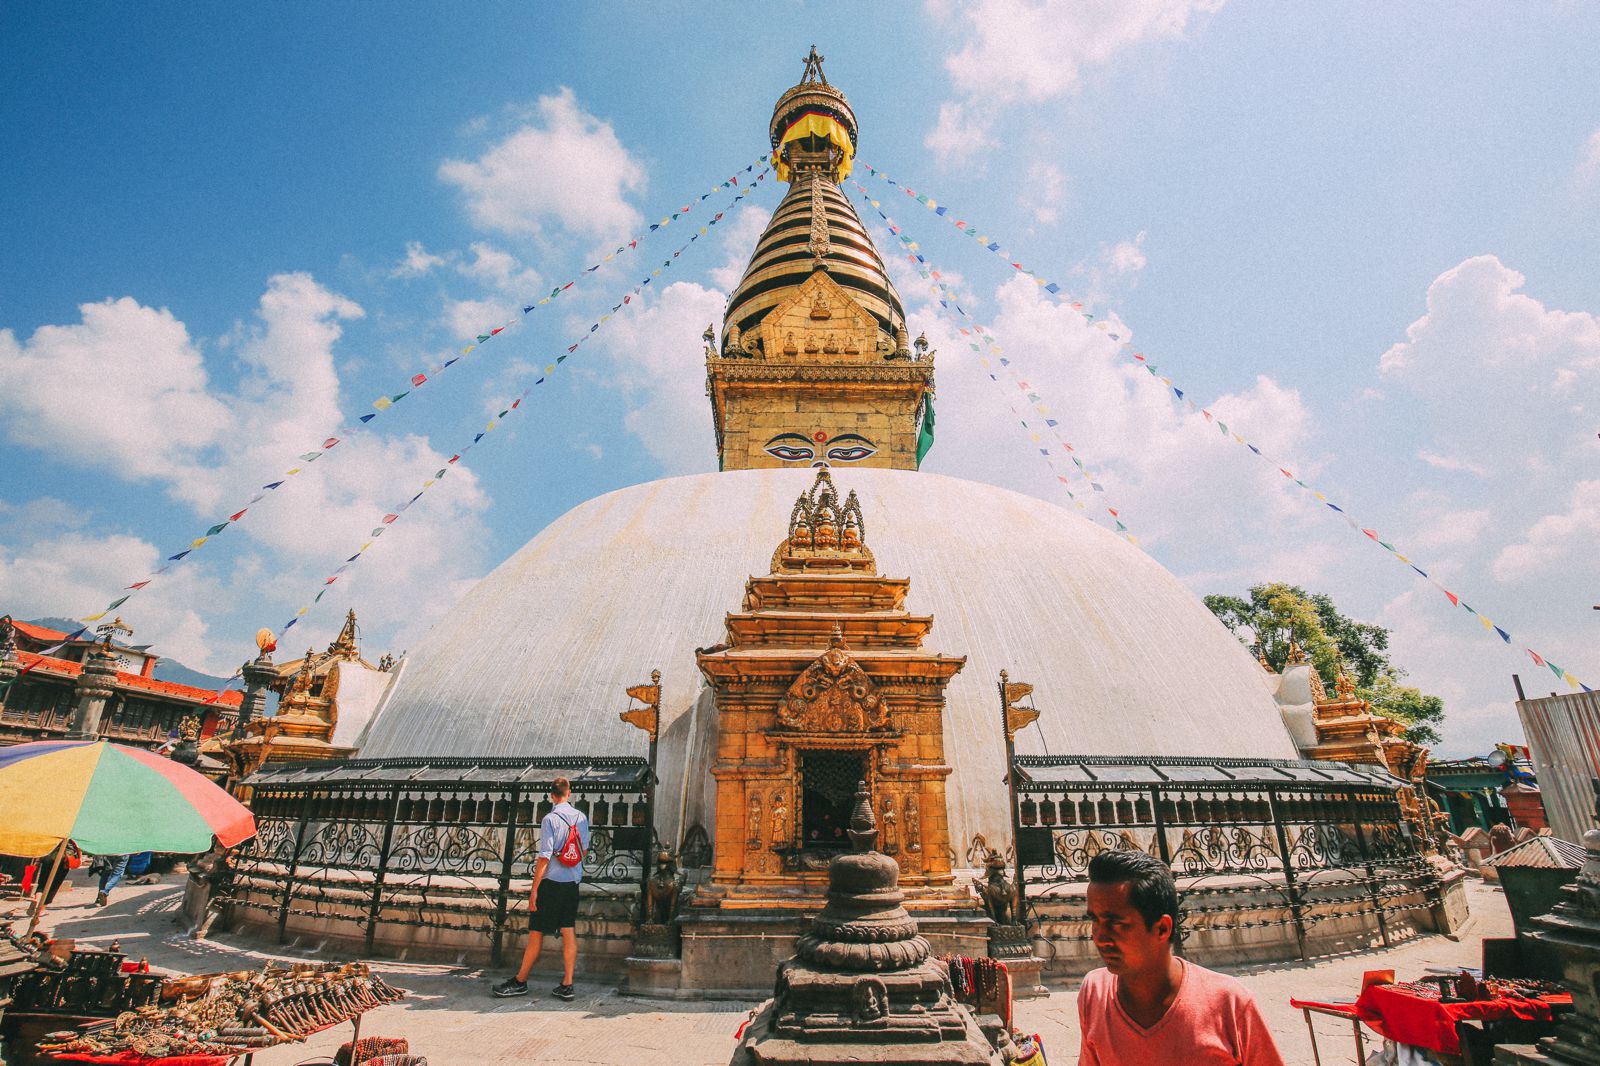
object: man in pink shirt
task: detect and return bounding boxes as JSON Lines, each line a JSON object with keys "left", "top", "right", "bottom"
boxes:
{"left": 1078, "top": 850, "right": 1285, "bottom": 1065}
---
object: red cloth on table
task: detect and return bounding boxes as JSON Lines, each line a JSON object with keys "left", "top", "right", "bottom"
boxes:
{"left": 52, "top": 1054, "right": 232, "bottom": 1066}
{"left": 1353, "top": 983, "right": 1572, "bottom": 1055}
{"left": 1287, "top": 999, "right": 1359, "bottom": 1017}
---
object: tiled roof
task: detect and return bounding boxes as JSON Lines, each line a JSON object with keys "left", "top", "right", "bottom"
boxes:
{"left": 12, "top": 651, "right": 242, "bottom": 708}
{"left": 11, "top": 620, "right": 70, "bottom": 643}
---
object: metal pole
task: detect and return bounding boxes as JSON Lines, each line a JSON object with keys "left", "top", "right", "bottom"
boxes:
{"left": 1266, "top": 788, "right": 1308, "bottom": 960}
{"left": 491, "top": 785, "right": 522, "bottom": 968}
{"left": 26, "top": 842, "right": 68, "bottom": 936}
{"left": 1346, "top": 791, "right": 1389, "bottom": 948}
{"left": 363, "top": 787, "right": 401, "bottom": 956}
{"left": 999, "top": 672, "right": 1025, "bottom": 923}
{"left": 639, "top": 735, "right": 658, "bottom": 923}
{"left": 278, "top": 793, "right": 314, "bottom": 944}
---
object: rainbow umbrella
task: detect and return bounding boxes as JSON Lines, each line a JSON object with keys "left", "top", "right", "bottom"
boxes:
{"left": 0, "top": 739, "right": 255, "bottom": 858}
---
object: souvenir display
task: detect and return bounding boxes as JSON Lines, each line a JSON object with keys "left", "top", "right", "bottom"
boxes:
{"left": 35, "top": 962, "right": 404, "bottom": 1060}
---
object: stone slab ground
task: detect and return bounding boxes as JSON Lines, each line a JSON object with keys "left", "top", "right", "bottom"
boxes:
{"left": 14, "top": 875, "right": 1511, "bottom": 1065}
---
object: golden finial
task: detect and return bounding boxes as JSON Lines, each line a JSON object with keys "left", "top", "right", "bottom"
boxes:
{"left": 1335, "top": 662, "right": 1357, "bottom": 699}
{"left": 801, "top": 44, "right": 828, "bottom": 86}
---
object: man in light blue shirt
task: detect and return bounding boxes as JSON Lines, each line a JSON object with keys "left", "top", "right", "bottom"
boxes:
{"left": 494, "top": 777, "right": 591, "bottom": 1000}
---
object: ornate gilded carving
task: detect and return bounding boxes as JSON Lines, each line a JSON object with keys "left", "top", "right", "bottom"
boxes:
{"left": 808, "top": 175, "right": 832, "bottom": 267}
{"left": 758, "top": 271, "right": 878, "bottom": 365}
{"left": 619, "top": 669, "right": 662, "bottom": 741}
{"left": 880, "top": 795, "right": 899, "bottom": 853}
{"left": 779, "top": 627, "right": 887, "bottom": 733}
{"left": 905, "top": 795, "right": 921, "bottom": 852}
{"left": 999, "top": 671, "right": 1042, "bottom": 741}
{"left": 748, "top": 791, "right": 764, "bottom": 851}
{"left": 772, "top": 468, "right": 874, "bottom": 573}
{"left": 771, "top": 789, "right": 790, "bottom": 846}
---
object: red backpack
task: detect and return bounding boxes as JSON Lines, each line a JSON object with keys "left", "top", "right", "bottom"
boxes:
{"left": 554, "top": 811, "right": 584, "bottom": 868}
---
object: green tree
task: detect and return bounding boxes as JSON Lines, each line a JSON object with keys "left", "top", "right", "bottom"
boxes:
{"left": 1204, "top": 582, "right": 1444, "bottom": 746}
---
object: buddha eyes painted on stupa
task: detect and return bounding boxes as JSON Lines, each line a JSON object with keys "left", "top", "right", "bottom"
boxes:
{"left": 763, "top": 431, "right": 878, "bottom": 466}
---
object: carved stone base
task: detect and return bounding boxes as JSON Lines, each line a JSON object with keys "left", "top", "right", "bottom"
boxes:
{"left": 632, "top": 922, "right": 681, "bottom": 960}
{"left": 986, "top": 923, "right": 1032, "bottom": 961}
{"left": 622, "top": 956, "right": 685, "bottom": 999}
{"left": 730, "top": 958, "right": 1003, "bottom": 1064}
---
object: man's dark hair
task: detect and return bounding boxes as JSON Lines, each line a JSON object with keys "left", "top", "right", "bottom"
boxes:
{"left": 551, "top": 776, "right": 571, "bottom": 799}
{"left": 1087, "top": 849, "right": 1181, "bottom": 940}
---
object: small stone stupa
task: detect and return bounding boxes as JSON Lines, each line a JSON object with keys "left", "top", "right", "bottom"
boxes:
{"left": 730, "top": 781, "right": 1003, "bottom": 1064}
{"left": 1496, "top": 793, "right": 1600, "bottom": 1065}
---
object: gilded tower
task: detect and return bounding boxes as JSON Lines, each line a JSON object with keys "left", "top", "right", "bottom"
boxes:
{"left": 708, "top": 48, "right": 935, "bottom": 472}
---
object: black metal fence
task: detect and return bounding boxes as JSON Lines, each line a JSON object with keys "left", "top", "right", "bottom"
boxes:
{"left": 232, "top": 756, "right": 651, "bottom": 964}
{"left": 1011, "top": 756, "right": 1441, "bottom": 957}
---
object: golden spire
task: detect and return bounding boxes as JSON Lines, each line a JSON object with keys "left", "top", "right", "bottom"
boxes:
{"left": 327, "top": 608, "right": 360, "bottom": 660}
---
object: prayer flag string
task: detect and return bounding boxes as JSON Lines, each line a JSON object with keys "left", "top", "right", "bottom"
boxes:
{"left": 850, "top": 182, "right": 1136, "bottom": 543}
{"left": 0, "top": 625, "right": 92, "bottom": 700}
{"left": 73, "top": 162, "right": 770, "bottom": 630}
{"left": 858, "top": 161, "right": 1590, "bottom": 694}
{"left": 269, "top": 173, "right": 773, "bottom": 646}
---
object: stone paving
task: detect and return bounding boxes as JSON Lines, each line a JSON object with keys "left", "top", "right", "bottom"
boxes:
{"left": 15, "top": 874, "right": 1512, "bottom": 1065}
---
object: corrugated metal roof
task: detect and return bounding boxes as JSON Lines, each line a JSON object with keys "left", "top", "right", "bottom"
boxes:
{"left": 1013, "top": 754, "right": 1406, "bottom": 790}
{"left": 245, "top": 755, "right": 649, "bottom": 790}
{"left": 1517, "top": 691, "right": 1600, "bottom": 844}
{"left": 1484, "top": 835, "right": 1587, "bottom": 869}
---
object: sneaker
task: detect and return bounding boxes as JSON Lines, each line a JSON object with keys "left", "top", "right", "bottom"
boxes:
{"left": 492, "top": 977, "right": 529, "bottom": 998}
{"left": 551, "top": 983, "right": 576, "bottom": 1001}
{"left": 95, "top": 892, "right": 109, "bottom": 908}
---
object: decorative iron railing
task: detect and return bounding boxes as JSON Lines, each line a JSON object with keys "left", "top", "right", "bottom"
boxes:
{"left": 230, "top": 756, "right": 651, "bottom": 964}
{"left": 1009, "top": 755, "right": 1441, "bottom": 958}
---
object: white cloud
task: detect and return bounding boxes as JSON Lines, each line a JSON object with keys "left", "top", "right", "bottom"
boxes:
{"left": 1402, "top": 502, "right": 1493, "bottom": 552}
{"left": 600, "top": 281, "right": 726, "bottom": 475}
{"left": 1104, "top": 231, "right": 1148, "bottom": 276}
{"left": 392, "top": 241, "right": 451, "bottom": 278}
{"left": 439, "top": 87, "right": 646, "bottom": 240}
{"left": 0, "top": 297, "right": 231, "bottom": 485}
{"left": 708, "top": 206, "right": 772, "bottom": 292}
{"left": 914, "top": 273, "right": 1317, "bottom": 548}
{"left": 1491, "top": 480, "right": 1600, "bottom": 582}
{"left": 1378, "top": 255, "right": 1599, "bottom": 480}
{"left": 1023, "top": 163, "right": 1069, "bottom": 225}
{"left": 939, "top": 0, "right": 1225, "bottom": 103}
{"left": 443, "top": 297, "right": 516, "bottom": 342}
{"left": 459, "top": 242, "right": 543, "bottom": 295}
{"left": 0, "top": 275, "right": 492, "bottom": 673}
{"left": 0, "top": 525, "right": 217, "bottom": 669}
{"left": 1577, "top": 127, "right": 1600, "bottom": 185}
{"left": 924, "top": 101, "right": 996, "bottom": 163}
{"left": 1379, "top": 255, "right": 1600, "bottom": 384}
{"left": 1417, "top": 450, "right": 1488, "bottom": 477}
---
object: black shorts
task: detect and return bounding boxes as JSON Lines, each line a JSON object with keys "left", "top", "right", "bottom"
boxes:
{"left": 530, "top": 879, "right": 580, "bottom": 934}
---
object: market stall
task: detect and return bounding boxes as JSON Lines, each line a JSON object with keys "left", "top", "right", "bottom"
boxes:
{"left": 36, "top": 962, "right": 404, "bottom": 1065}
{"left": 1293, "top": 971, "right": 1571, "bottom": 1063}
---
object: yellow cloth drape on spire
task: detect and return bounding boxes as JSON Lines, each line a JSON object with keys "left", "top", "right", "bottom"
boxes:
{"left": 772, "top": 112, "right": 854, "bottom": 181}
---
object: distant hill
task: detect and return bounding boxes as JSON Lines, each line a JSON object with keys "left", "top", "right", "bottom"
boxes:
{"left": 23, "top": 617, "right": 233, "bottom": 690}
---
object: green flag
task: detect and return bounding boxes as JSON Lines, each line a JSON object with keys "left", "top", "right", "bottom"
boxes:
{"left": 916, "top": 396, "right": 936, "bottom": 467}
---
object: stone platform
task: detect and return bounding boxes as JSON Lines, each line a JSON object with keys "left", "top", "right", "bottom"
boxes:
{"left": 20, "top": 874, "right": 1513, "bottom": 1066}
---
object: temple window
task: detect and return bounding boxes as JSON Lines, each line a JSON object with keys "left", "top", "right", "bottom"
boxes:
{"left": 800, "top": 750, "right": 863, "bottom": 849}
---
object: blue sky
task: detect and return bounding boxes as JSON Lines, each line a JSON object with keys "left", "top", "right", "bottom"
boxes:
{"left": 2, "top": 2, "right": 1596, "bottom": 756}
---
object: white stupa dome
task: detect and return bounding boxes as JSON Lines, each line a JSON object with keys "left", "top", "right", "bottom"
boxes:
{"left": 357, "top": 467, "right": 1299, "bottom": 861}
